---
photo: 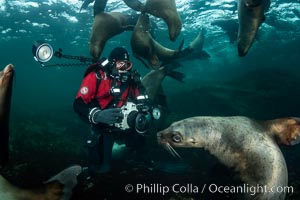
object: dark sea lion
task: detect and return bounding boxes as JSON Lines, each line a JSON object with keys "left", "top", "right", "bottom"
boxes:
{"left": 130, "top": 13, "right": 183, "bottom": 69}
{"left": 157, "top": 116, "right": 300, "bottom": 200}
{"left": 0, "top": 165, "right": 82, "bottom": 200}
{"left": 0, "top": 64, "right": 14, "bottom": 166}
{"left": 237, "top": 0, "right": 270, "bottom": 57}
{"left": 90, "top": 12, "right": 139, "bottom": 61}
{"left": 124, "top": 0, "right": 182, "bottom": 41}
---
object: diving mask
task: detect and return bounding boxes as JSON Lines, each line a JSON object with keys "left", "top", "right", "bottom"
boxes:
{"left": 115, "top": 60, "right": 132, "bottom": 72}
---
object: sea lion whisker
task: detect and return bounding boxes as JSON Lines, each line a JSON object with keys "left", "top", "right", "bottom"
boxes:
{"left": 166, "top": 143, "right": 182, "bottom": 159}
{"left": 164, "top": 143, "right": 176, "bottom": 158}
{"left": 170, "top": 147, "right": 182, "bottom": 160}
{"left": 164, "top": 143, "right": 175, "bottom": 157}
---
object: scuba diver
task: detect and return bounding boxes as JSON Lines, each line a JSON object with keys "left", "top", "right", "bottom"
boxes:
{"left": 73, "top": 47, "right": 153, "bottom": 177}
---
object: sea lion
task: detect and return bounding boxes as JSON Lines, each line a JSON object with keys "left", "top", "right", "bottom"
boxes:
{"left": 237, "top": 0, "right": 270, "bottom": 57}
{"left": 130, "top": 13, "right": 184, "bottom": 69}
{"left": 90, "top": 12, "right": 139, "bottom": 61}
{"left": 124, "top": 0, "right": 182, "bottom": 41}
{"left": 0, "top": 64, "right": 14, "bottom": 166}
{"left": 157, "top": 116, "right": 300, "bottom": 200}
{"left": 0, "top": 165, "right": 82, "bottom": 200}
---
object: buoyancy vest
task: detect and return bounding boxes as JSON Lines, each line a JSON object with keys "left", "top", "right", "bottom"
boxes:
{"left": 76, "top": 63, "right": 140, "bottom": 109}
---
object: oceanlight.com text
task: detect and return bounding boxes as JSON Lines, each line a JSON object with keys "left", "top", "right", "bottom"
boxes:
{"left": 124, "top": 183, "right": 294, "bottom": 196}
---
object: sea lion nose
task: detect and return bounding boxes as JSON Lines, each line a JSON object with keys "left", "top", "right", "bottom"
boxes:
{"left": 157, "top": 131, "right": 165, "bottom": 142}
{"left": 157, "top": 132, "right": 162, "bottom": 137}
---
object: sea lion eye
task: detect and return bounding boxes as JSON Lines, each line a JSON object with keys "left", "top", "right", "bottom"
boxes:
{"left": 172, "top": 134, "right": 181, "bottom": 143}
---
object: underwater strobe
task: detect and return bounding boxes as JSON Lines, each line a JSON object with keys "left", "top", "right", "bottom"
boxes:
{"left": 32, "top": 40, "right": 54, "bottom": 64}
{"left": 32, "top": 40, "right": 94, "bottom": 67}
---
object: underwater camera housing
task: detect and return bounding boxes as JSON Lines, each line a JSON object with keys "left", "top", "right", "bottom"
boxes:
{"left": 114, "top": 102, "right": 161, "bottom": 134}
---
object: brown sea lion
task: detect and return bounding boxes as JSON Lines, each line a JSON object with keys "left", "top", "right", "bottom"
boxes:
{"left": 90, "top": 12, "right": 139, "bottom": 61}
{"left": 124, "top": 0, "right": 182, "bottom": 41}
{"left": 0, "top": 64, "right": 14, "bottom": 166}
{"left": 130, "top": 13, "right": 183, "bottom": 69}
{"left": 157, "top": 116, "right": 300, "bottom": 200}
{"left": 237, "top": 0, "right": 270, "bottom": 57}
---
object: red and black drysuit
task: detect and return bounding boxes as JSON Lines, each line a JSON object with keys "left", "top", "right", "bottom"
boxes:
{"left": 73, "top": 64, "right": 145, "bottom": 175}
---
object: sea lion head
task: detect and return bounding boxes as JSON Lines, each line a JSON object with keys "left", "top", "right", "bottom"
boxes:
{"left": 157, "top": 118, "right": 206, "bottom": 158}
{"left": 157, "top": 122, "right": 185, "bottom": 159}
{"left": 157, "top": 118, "right": 210, "bottom": 159}
{"left": 237, "top": 39, "right": 252, "bottom": 57}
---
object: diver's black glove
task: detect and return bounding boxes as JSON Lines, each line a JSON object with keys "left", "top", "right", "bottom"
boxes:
{"left": 89, "top": 108, "right": 123, "bottom": 124}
